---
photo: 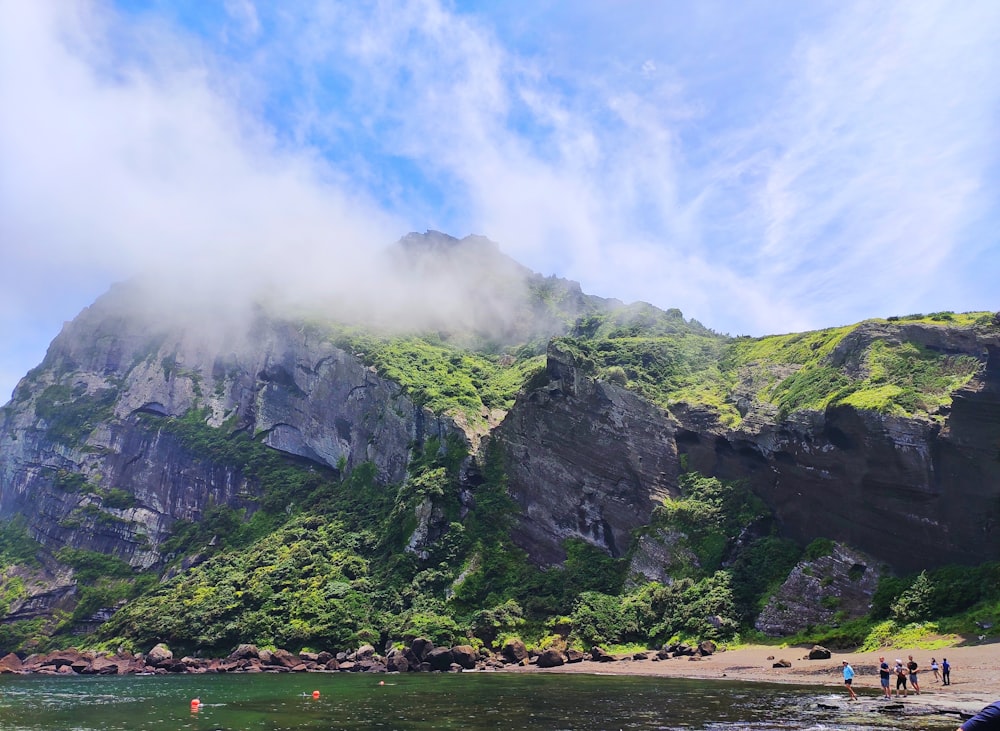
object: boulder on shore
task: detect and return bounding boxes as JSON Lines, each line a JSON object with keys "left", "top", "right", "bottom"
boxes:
{"left": 501, "top": 638, "right": 527, "bottom": 664}
{"left": 146, "top": 644, "right": 173, "bottom": 667}
{"left": 536, "top": 649, "right": 566, "bottom": 668}
{"left": 808, "top": 645, "right": 832, "bottom": 660}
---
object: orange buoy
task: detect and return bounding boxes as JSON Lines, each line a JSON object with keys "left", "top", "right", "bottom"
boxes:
{"left": 378, "top": 681, "right": 385, "bottom": 686}
{"left": 190, "top": 698, "right": 201, "bottom": 711}
{"left": 312, "top": 690, "right": 320, "bottom": 699}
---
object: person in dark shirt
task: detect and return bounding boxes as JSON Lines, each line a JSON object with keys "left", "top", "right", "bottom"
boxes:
{"left": 908, "top": 655, "right": 921, "bottom": 694}
{"left": 958, "top": 700, "right": 1000, "bottom": 730}
{"left": 943, "top": 658, "right": 952, "bottom": 685}
{"left": 878, "top": 656, "right": 892, "bottom": 699}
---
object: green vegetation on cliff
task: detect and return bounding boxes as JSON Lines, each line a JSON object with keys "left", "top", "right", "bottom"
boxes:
{"left": 670, "top": 315, "right": 989, "bottom": 423}
{"left": 0, "top": 517, "right": 40, "bottom": 567}
{"left": 326, "top": 327, "right": 546, "bottom": 425}
{"left": 3, "top": 298, "right": 996, "bottom": 657}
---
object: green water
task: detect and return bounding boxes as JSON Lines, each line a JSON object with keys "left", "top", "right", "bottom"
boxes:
{"left": 0, "top": 672, "right": 959, "bottom": 730}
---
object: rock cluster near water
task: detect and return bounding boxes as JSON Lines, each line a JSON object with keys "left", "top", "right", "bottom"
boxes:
{"left": 0, "top": 638, "right": 722, "bottom": 675}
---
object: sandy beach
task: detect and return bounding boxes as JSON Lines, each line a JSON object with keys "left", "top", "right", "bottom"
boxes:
{"left": 517, "top": 641, "right": 1000, "bottom": 719}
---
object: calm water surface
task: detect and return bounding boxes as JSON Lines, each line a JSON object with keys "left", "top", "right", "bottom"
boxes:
{"left": 0, "top": 672, "right": 959, "bottom": 730}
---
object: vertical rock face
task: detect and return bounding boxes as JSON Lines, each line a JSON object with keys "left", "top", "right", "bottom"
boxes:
{"left": 0, "top": 283, "right": 461, "bottom": 566}
{"left": 491, "top": 321, "right": 1000, "bottom": 574}
{"left": 493, "top": 341, "right": 679, "bottom": 565}
{"left": 675, "top": 326, "right": 1000, "bottom": 574}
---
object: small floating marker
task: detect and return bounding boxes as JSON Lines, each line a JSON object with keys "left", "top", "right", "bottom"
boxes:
{"left": 312, "top": 690, "right": 320, "bottom": 699}
{"left": 190, "top": 698, "right": 201, "bottom": 711}
{"left": 378, "top": 681, "right": 385, "bottom": 686}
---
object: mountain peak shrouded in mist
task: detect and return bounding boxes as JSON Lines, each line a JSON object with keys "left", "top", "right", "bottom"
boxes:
{"left": 0, "top": 230, "right": 996, "bottom": 657}
{"left": 21, "top": 231, "right": 712, "bottom": 388}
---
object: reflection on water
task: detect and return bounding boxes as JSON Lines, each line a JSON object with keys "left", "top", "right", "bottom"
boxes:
{"left": 0, "top": 672, "right": 960, "bottom": 730}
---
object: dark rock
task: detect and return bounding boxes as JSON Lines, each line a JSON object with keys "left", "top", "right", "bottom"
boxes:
{"left": 494, "top": 341, "right": 680, "bottom": 566}
{"left": 451, "top": 645, "right": 477, "bottom": 670}
{"left": 387, "top": 653, "right": 409, "bottom": 673}
{"left": 269, "top": 649, "right": 299, "bottom": 668}
{"left": 426, "top": 647, "right": 454, "bottom": 671}
{"left": 590, "top": 646, "right": 615, "bottom": 663}
{"left": 71, "top": 659, "right": 91, "bottom": 674}
{"left": 91, "top": 657, "right": 121, "bottom": 675}
{"left": 146, "top": 644, "right": 173, "bottom": 667}
{"left": 808, "top": 645, "right": 832, "bottom": 660}
{"left": 773, "top": 659, "right": 792, "bottom": 668}
{"left": 228, "top": 644, "right": 260, "bottom": 661}
{"left": 0, "top": 653, "right": 23, "bottom": 672}
{"left": 699, "top": 641, "right": 717, "bottom": 656}
{"left": 501, "top": 638, "right": 527, "bottom": 664}
{"left": 536, "top": 649, "right": 566, "bottom": 668}
{"left": 565, "top": 649, "right": 585, "bottom": 664}
{"left": 410, "top": 638, "right": 434, "bottom": 661}
{"left": 40, "top": 649, "right": 85, "bottom": 669}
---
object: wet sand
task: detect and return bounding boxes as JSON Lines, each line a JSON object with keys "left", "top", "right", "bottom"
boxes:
{"left": 515, "top": 641, "right": 1000, "bottom": 719}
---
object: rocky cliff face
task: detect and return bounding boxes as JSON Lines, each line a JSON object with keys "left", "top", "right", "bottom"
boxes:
{"left": 490, "top": 320, "right": 1000, "bottom": 574}
{"left": 0, "top": 282, "right": 461, "bottom": 571}
{"left": 671, "top": 321, "right": 1000, "bottom": 573}
{"left": 1, "top": 245, "right": 998, "bottom": 642}
{"left": 492, "top": 341, "right": 678, "bottom": 566}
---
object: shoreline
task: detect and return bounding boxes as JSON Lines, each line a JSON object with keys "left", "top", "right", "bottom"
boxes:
{"left": 517, "top": 642, "right": 1000, "bottom": 718}
{"left": 5, "top": 640, "right": 997, "bottom": 718}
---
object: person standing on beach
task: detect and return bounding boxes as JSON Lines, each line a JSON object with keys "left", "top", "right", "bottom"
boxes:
{"left": 957, "top": 699, "right": 1000, "bottom": 730}
{"left": 943, "top": 658, "right": 951, "bottom": 685}
{"left": 908, "top": 655, "right": 921, "bottom": 694}
{"left": 842, "top": 661, "right": 858, "bottom": 700}
{"left": 879, "top": 657, "right": 892, "bottom": 699}
{"left": 932, "top": 658, "right": 941, "bottom": 683}
{"left": 894, "top": 659, "right": 908, "bottom": 697}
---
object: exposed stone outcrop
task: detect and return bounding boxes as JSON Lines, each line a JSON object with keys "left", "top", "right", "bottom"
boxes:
{"left": 493, "top": 341, "right": 678, "bottom": 565}
{"left": 755, "top": 543, "right": 882, "bottom": 636}
{"left": 678, "top": 322, "right": 1000, "bottom": 573}
{"left": 0, "top": 281, "right": 464, "bottom": 569}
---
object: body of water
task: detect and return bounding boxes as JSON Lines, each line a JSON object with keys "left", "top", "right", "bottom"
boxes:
{"left": 0, "top": 671, "right": 960, "bottom": 730}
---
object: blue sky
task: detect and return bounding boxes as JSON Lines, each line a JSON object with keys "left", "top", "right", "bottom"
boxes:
{"left": 1, "top": 0, "right": 998, "bottom": 403}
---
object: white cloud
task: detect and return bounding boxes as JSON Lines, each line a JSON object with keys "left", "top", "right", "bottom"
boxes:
{"left": 1, "top": 0, "right": 998, "bottom": 402}
{"left": 0, "top": 0, "right": 402, "bottom": 316}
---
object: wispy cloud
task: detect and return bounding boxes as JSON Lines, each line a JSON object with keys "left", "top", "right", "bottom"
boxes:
{"left": 698, "top": 0, "right": 1000, "bottom": 328}
{"left": 1, "top": 0, "right": 997, "bottom": 400}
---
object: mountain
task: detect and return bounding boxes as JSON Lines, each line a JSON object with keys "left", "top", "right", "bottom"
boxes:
{"left": 1, "top": 231, "right": 998, "bottom": 655}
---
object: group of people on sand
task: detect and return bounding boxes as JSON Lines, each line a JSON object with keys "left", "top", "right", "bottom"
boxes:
{"left": 841, "top": 655, "right": 952, "bottom": 701}
{"left": 837, "top": 656, "right": 1000, "bottom": 730}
